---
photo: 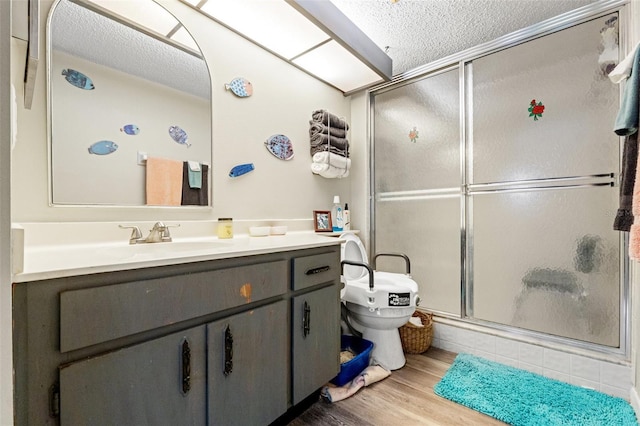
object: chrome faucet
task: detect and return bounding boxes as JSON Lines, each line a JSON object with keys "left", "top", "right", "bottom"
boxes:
{"left": 145, "top": 221, "right": 175, "bottom": 243}
{"left": 119, "top": 222, "right": 180, "bottom": 244}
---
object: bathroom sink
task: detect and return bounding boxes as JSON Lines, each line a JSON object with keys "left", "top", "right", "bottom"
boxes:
{"left": 99, "top": 240, "right": 233, "bottom": 260}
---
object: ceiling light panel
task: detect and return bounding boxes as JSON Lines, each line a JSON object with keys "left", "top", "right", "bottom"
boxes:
{"left": 292, "top": 39, "right": 384, "bottom": 92}
{"left": 200, "top": 0, "right": 330, "bottom": 59}
{"left": 88, "top": 0, "right": 179, "bottom": 36}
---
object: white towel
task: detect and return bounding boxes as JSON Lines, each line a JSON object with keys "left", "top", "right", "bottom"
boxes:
{"left": 609, "top": 41, "right": 640, "bottom": 84}
{"left": 312, "top": 151, "right": 350, "bottom": 169}
{"left": 311, "top": 161, "right": 350, "bottom": 178}
{"left": 187, "top": 160, "right": 201, "bottom": 172}
{"left": 311, "top": 151, "right": 351, "bottom": 178}
{"left": 408, "top": 316, "right": 424, "bottom": 327}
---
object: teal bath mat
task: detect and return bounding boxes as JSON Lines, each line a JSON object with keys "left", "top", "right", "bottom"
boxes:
{"left": 434, "top": 353, "right": 638, "bottom": 426}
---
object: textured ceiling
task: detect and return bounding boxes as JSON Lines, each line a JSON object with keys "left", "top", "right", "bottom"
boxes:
{"left": 330, "top": 0, "right": 599, "bottom": 75}
{"left": 51, "top": 0, "right": 210, "bottom": 99}
{"left": 51, "top": 0, "right": 601, "bottom": 96}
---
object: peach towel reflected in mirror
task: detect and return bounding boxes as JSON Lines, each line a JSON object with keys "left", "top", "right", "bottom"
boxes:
{"left": 145, "top": 157, "right": 183, "bottom": 206}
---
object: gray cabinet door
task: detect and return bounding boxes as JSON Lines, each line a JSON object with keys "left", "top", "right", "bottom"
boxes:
{"left": 207, "top": 300, "right": 288, "bottom": 426}
{"left": 291, "top": 284, "right": 340, "bottom": 405}
{"left": 59, "top": 326, "right": 206, "bottom": 426}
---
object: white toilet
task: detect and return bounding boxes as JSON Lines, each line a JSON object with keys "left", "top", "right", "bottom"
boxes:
{"left": 340, "top": 232, "right": 420, "bottom": 370}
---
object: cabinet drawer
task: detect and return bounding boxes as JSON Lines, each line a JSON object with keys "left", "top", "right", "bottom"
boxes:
{"left": 60, "top": 260, "right": 287, "bottom": 352}
{"left": 292, "top": 251, "right": 340, "bottom": 291}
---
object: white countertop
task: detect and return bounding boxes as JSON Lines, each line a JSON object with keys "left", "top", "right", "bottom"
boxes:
{"left": 14, "top": 231, "right": 343, "bottom": 283}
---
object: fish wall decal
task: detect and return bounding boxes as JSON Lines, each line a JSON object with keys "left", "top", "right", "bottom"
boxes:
{"left": 168, "top": 125, "right": 191, "bottom": 147}
{"left": 225, "top": 77, "right": 253, "bottom": 98}
{"left": 62, "top": 69, "right": 95, "bottom": 90}
{"left": 265, "top": 134, "right": 294, "bottom": 160}
{"left": 120, "top": 124, "right": 140, "bottom": 135}
{"left": 88, "top": 140, "right": 118, "bottom": 155}
{"left": 229, "top": 163, "right": 255, "bottom": 178}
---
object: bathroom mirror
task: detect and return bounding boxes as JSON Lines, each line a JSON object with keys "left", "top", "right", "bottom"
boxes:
{"left": 47, "top": 0, "right": 212, "bottom": 206}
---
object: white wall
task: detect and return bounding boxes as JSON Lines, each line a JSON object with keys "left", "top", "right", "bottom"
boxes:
{"left": 11, "top": 0, "right": 353, "bottom": 224}
{"left": 349, "top": 91, "right": 370, "bottom": 250}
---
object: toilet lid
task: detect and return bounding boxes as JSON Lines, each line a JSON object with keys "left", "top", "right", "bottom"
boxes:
{"left": 340, "top": 233, "right": 368, "bottom": 281}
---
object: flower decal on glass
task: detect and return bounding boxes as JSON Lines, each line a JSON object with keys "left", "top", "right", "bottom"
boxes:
{"left": 528, "top": 99, "right": 545, "bottom": 121}
{"left": 409, "top": 127, "right": 419, "bottom": 143}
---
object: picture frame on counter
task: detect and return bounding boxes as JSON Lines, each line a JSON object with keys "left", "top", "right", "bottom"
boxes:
{"left": 313, "top": 210, "right": 332, "bottom": 232}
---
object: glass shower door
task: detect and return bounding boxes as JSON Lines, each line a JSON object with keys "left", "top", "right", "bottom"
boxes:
{"left": 371, "top": 11, "right": 624, "bottom": 348}
{"left": 373, "top": 68, "right": 462, "bottom": 315}
{"left": 467, "top": 13, "right": 621, "bottom": 346}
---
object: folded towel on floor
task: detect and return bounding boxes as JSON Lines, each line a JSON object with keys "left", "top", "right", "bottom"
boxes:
{"left": 614, "top": 132, "right": 638, "bottom": 231}
{"left": 309, "top": 121, "right": 348, "bottom": 139}
{"left": 146, "top": 157, "right": 183, "bottom": 206}
{"left": 182, "top": 163, "right": 209, "bottom": 206}
{"left": 321, "top": 365, "right": 390, "bottom": 403}
{"left": 310, "top": 133, "right": 349, "bottom": 151}
{"left": 361, "top": 365, "right": 391, "bottom": 386}
{"left": 312, "top": 109, "right": 349, "bottom": 130}
{"left": 321, "top": 375, "right": 365, "bottom": 403}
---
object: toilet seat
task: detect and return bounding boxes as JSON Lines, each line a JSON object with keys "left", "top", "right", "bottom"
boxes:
{"left": 342, "top": 271, "right": 419, "bottom": 309}
{"left": 340, "top": 232, "right": 419, "bottom": 309}
{"left": 340, "top": 232, "right": 369, "bottom": 281}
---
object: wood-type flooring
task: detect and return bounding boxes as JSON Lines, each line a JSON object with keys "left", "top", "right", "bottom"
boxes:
{"left": 286, "top": 347, "right": 505, "bottom": 426}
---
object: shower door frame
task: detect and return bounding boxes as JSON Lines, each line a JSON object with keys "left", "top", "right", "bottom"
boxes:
{"left": 368, "top": 0, "right": 631, "bottom": 357}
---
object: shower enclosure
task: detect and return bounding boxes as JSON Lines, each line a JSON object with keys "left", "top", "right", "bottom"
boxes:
{"left": 371, "top": 7, "right": 626, "bottom": 352}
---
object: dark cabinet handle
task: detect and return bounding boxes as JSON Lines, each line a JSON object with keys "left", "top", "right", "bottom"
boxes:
{"left": 224, "top": 325, "right": 233, "bottom": 376}
{"left": 181, "top": 339, "right": 191, "bottom": 394}
{"left": 305, "top": 265, "right": 330, "bottom": 275}
{"left": 303, "top": 301, "right": 311, "bottom": 337}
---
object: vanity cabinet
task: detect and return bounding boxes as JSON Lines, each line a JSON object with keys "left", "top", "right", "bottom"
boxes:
{"left": 13, "top": 246, "right": 341, "bottom": 426}
{"left": 59, "top": 326, "right": 207, "bottom": 425}
{"left": 291, "top": 285, "right": 340, "bottom": 405}
{"left": 291, "top": 252, "right": 342, "bottom": 405}
{"left": 207, "top": 300, "right": 288, "bottom": 426}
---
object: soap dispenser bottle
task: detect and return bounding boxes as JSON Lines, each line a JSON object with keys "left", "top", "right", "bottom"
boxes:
{"left": 343, "top": 203, "right": 351, "bottom": 231}
{"left": 331, "top": 196, "right": 344, "bottom": 232}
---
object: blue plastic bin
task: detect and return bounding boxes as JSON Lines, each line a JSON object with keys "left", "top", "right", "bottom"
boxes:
{"left": 331, "top": 335, "right": 374, "bottom": 386}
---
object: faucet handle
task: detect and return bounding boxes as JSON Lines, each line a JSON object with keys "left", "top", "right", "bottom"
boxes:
{"left": 161, "top": 223, "right": 181, "bottom": 241}
{"left": 119, "top": 225, "right": 143, "bottom": 244}
{"left": 151, "top": 221, "right": 165, "bottom": 230}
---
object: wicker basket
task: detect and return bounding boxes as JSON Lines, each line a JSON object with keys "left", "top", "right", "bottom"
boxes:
{"left": 399, "top": 311, "right": 433, "bottom": 354}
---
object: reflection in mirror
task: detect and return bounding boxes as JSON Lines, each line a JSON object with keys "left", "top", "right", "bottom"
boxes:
{"left": 48, "top": 0, "right": 212, "bottom": 206}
